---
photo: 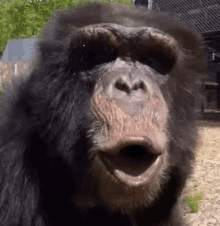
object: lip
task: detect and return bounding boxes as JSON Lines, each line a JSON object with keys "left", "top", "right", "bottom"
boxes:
{"left": 100, "top": 136, "right": 164, "bottom": 156}
{"left": 98, "top": 137, "right": 164, "bottom": 186}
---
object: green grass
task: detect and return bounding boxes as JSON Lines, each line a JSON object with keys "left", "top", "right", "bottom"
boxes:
{"left": 185, "top": 193, "right": 203, "bottom": 212}
{"left": 0, "top": 87, "right": 3, "bottom": 95}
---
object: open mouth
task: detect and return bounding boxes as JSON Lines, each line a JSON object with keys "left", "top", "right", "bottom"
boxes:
{"left": 99, "top": 138, "right": 164, "bottom": 186}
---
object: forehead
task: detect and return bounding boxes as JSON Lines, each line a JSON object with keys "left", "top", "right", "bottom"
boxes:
{"left": 64, "top": 4, "right": 148, "bottom": 28}
{"left": 115, "top": 16, "right": 147, "bottom": 28}
{"left": 101, "top": 5, "right": 148, "bottom": 27}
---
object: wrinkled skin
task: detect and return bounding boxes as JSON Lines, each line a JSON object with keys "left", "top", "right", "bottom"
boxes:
{"left": 0, "top": 2, "right": 206, "bottom": 226}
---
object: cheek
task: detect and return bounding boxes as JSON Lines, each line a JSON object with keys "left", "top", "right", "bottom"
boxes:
{"left": 90, "top": 90, "right": 169, "bottom": 152}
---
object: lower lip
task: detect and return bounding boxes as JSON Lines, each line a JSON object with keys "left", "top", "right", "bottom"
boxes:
{"left": 100, "top": 153, "right": 163, "bottom": 186}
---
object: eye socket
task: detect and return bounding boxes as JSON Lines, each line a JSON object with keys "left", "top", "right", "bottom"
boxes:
{"left": 75, "top": 39, "right": 118, "bottom": 70}
{"left": 140, "top": 56, "right": 161, "bottom": 73}
{"left": 135, "top": 31, "right": 178, "bottom": 75}
{"left": 139, "top": 50, "right": 176, "bottom": 75}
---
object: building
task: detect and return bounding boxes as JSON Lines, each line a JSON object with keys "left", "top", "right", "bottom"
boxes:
{"left": 152, "top": 0, "right": 220, "bottom": 115}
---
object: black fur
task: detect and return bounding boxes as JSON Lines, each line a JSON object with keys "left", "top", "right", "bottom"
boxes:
{"left": 0, "top": 3, "right": 206, "bottom": 226}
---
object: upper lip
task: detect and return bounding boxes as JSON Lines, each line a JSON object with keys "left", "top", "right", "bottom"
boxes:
{"left": 99, "top": 136, "right": 163, "bottom": 156}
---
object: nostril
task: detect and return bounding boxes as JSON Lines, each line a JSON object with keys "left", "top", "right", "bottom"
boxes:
{"left": 114, "top": 78, "right": 147, "bottom": 96}
{"left": 115, "top": 79, "right": 131, "bottom": 94}
{"left": 132, "top": 81, "right": 146, "bottom": 92}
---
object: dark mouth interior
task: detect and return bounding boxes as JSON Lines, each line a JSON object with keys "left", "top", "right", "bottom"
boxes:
{"left": 119, "top": 145, "right": 155, "bottom": 161}
{"left": 100, "top": 144, "right": 159, "bottom": 177}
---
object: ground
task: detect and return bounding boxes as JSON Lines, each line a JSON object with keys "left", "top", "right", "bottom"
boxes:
{"left": 182, "top": 121, "right": 220, "bottom": 226}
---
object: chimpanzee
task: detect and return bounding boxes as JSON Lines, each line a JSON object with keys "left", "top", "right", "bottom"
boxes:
{"left": 0, "top": 2, "right": 206, "bottom": 226}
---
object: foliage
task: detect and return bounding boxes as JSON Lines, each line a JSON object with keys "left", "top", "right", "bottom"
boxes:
{"left": 0, "top": 0, "right": 133, "bottom": 56}
{"left": 185, "top": 193, "right": 203, "bottom": 212}
{"left": 0, "top": 87, "right": 3, "bottom": 95}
